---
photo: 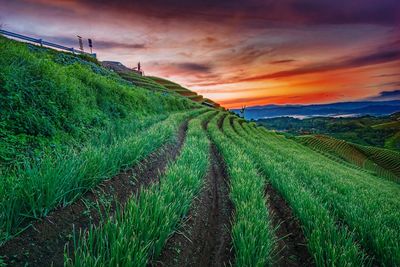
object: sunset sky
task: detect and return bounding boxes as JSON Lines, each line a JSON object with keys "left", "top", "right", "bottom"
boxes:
{"left": 1, "top": 0, "right": 399, "bottom": 108}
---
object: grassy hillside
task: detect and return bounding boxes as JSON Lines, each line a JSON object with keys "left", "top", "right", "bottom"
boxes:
{"left": 100, "top": 63, "right": 170, "bottom": 93}
{"left": 0, "top": 36, "right": 204, "bottom": 242}
{"left": 1, "top": 36, "right": 400, "bottom": 267}
{"left": 0, "top": 36, "right": 197, "bottom": 169}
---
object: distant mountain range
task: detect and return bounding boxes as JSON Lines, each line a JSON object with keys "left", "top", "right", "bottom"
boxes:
{"left": 232, "top": 100, "right": 400, "bottom": 120}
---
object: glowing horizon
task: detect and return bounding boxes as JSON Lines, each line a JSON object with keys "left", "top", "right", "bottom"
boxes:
{"left": 1, "top": 0, "right": 399, "bottom": 108}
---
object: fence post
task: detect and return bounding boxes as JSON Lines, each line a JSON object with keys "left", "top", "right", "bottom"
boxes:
{"left": 71, "top": 47, "right": 75, "bottom": 54}
{"left": 38, "top": 39, "right": 43, "bottom": 47}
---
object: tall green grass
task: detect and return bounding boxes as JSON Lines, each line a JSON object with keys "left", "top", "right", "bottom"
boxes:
{"left": 236, "top": 118, "right": 400, "bottom": 266}
{"left": 208, "top": 113, "right": 274, "bottom": 266}
{"left": 0, "top": 109, "right": 207, "bottom": 244}
{"left": 225, "top": 116, "right": 368, "bottom": 266}
{"left": 0, "top": 36, "right": 204, "bottom": 244}
{"left": 66, "top": 110, "right": 214, "bottom": 266}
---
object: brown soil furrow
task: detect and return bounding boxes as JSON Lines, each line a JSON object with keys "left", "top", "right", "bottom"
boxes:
{"left": 0, "top": 121, "right": 189, "bottom": 267}
{"left": 217, "top": 113, "right": 227, "bottom": 131}
{"left": 153, "top": 119, "right": 233, "bottom": 267}
{"left": 265, "top": 183, "right": 314, "bottom": 267}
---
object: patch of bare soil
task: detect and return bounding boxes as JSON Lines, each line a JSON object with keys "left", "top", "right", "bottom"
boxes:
{"left": 0, "top": 121, "right": 189, "bottom": 267}
{"left": 265, "top": 183, "right": 315, "bottom": 267}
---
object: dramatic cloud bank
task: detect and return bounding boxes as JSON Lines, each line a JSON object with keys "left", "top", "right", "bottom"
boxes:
{"left": 366, "top": 89, "right": 400, "bottom": 101}
{"left": 1, "top": 0, "right": 399, "bottom": 108}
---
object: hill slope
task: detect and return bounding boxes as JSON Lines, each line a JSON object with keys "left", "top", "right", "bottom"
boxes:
{"left": 148, "top": 76, "right": 221, "bottom": 108}
{"left": 0, "top": 35, "right": 204, "bottom": 244}
{"left": 0, "top": 36, "right": 200, "bottom": 168}
{"left": 97, "top": 63, "right": 222, "bottom": 109}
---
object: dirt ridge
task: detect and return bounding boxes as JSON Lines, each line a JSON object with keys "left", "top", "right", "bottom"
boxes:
{"left": 0, "top": 121, "right": 189, "bottom": 267}
{"left": 265, "top": 183, "right": 315, "bottom": 267}
{"left": 153, "top": 115, "right": 234, "bottom": 267}
{"left": 217, "top": 114, "right": 227, "bottom": 131}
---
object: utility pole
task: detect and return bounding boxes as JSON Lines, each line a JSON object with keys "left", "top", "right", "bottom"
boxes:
{"left": 77, "top": 35, "right": 83, "bottom": 51}
{"left": 88, "top": 38, "right": 93, "bottom": 54}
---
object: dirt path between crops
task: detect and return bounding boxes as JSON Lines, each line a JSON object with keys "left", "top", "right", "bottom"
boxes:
{"left": 217, "top": 113, "right": 226, "bottom": 131}
{"left": 265, "top": 183, "right": 315, "bottom": 267}
{"left": 0, "top": 121, "right": 189, "bottom": 267}
{"left": 153, "top": 115, "right": 234, "bottom": 267}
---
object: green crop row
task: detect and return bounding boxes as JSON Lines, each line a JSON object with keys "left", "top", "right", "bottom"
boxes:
{"left": 224, "top": 116, "right": 368, "bottom": 266}
{"left": 0, "top": 108, "right": 206, "bottom": 244}
{"left": 299, "top": 135, "right": 399, "bottom": 181}
{"left": 237, "top": 118, "right": 400, "bottom": 266}
{"left": 253, "top": 124, "right": 400, "bottom": 266}
{"left": 118, "top": 72, "right": 169, "bottom": 92}
{"left": 65, "top": 110, "right": 215, "bottom": 266}
{"left": 207, "top": 113, "right": 274, "bottom": 267}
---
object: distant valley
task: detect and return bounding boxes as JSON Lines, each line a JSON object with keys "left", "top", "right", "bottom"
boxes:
{"left": 232, "top": 100, "right": 400, "bottom": 120}
{"left": 257, "top": 112, "right": 400, "bottom": 150}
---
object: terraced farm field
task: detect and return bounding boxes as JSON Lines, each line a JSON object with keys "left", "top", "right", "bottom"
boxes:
{"left": 298, "top": 134, "right": 400, "bottom": 182}
{"left": 148, "top": 76, "right": 221, "bottom": 107}
{"left": 1, "top": 36, "right": 400, "bottom": 267}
